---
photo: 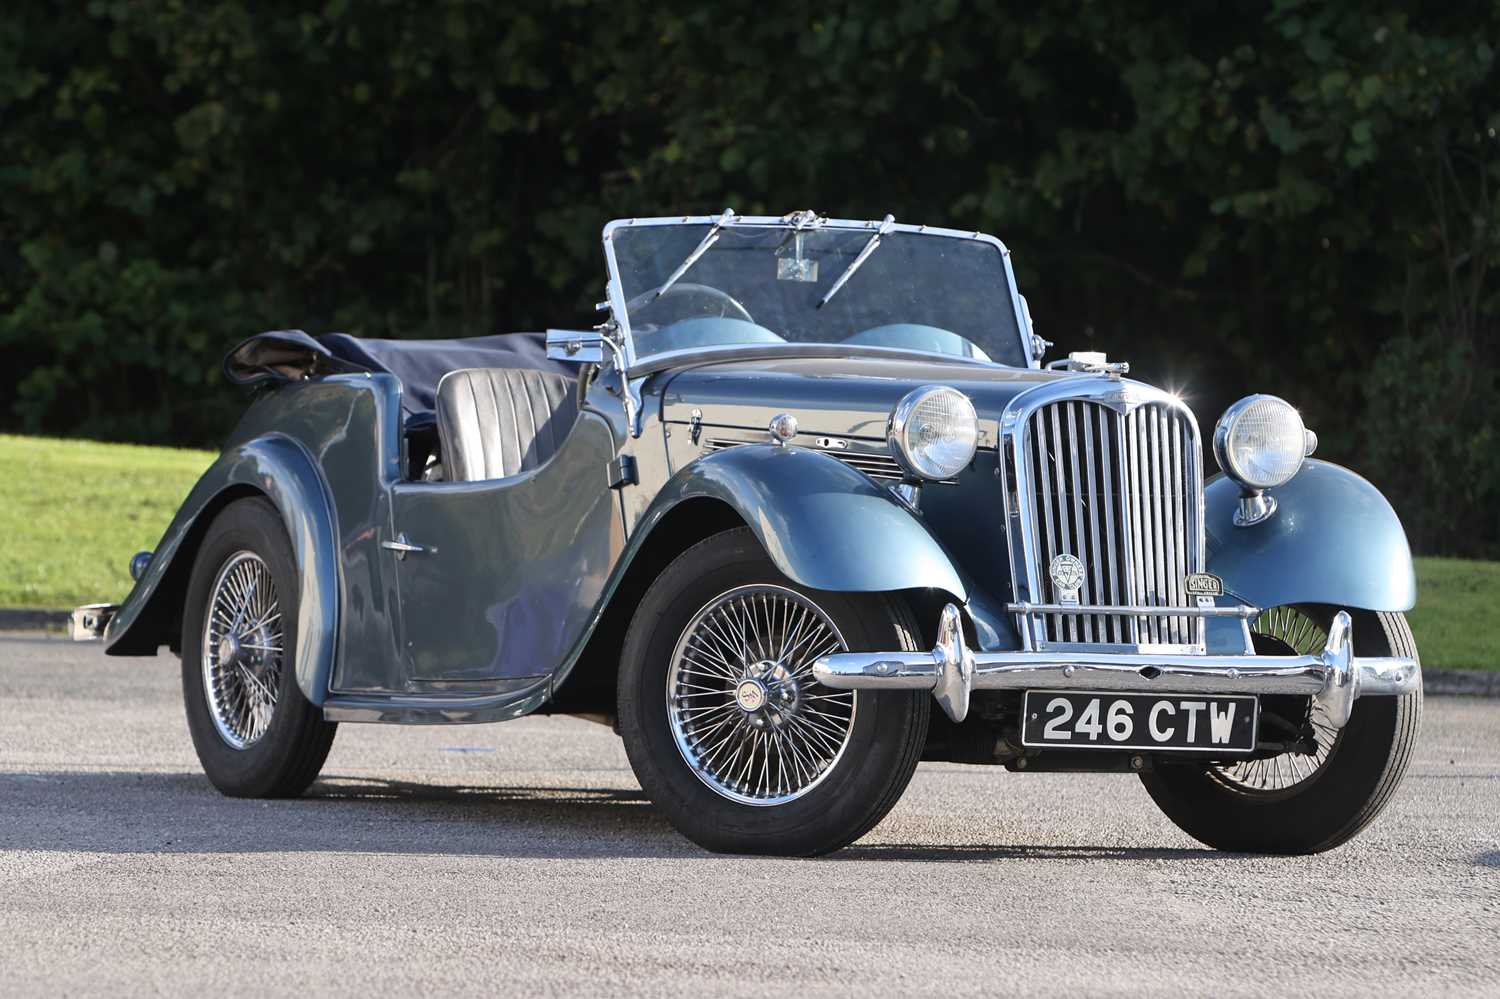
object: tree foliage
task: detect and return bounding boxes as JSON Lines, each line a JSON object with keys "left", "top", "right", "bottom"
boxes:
{"left": 1, "top": 1, "right": 1496, "bottom": 553}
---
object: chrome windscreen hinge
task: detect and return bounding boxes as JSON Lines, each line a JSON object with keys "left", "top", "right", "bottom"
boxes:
{"left": 608, "top": 455, "right": 638, "bottom": 489}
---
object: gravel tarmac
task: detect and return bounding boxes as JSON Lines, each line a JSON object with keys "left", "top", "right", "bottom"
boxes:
{"left": 1, "top": 634, "right": 1496, "bottom": 997}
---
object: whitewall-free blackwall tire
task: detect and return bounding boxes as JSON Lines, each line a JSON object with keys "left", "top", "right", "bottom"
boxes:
{"left": 618, "top": 528, "right": 929, "bottom": 856}
{"left": 180, "top": 497, "right": 337, "bottom": 798}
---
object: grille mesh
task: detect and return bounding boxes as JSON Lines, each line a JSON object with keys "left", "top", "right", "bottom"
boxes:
{"left": 702, "top": 438, "right": 905, "bottom": 482}
{"left": 1023, "top": 399, "right": 1202, "bottom": 648}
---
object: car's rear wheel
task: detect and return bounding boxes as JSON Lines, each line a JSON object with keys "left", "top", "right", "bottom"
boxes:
{"left": 1139, "top": 606, "right": 1421, "bottom": 853}
{"left": 181, "top": 497, "right": 337, "bottom": 797}
{"left": 618, "top": 528, "right": 929, "bottom": 855}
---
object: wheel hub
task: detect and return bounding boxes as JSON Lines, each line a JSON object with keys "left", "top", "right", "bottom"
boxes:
{"left": 217, "top": 634, "right": 240, "bottom": 665}
{"left": 735, "top": 678, "right": 768, "bottom": 712}
{"left": 737, "top": 660, "right": 800, "bottom": 729}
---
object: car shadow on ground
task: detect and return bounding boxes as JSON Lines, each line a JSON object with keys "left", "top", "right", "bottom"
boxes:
{"left": 0, "top": 770, "right": 688, "bottom": 860}
{"left": 837, "top": 843, "right": 1224, "bottom": 862}
{"left": 3, "top": 770, "right": 1223, "bottom": 863}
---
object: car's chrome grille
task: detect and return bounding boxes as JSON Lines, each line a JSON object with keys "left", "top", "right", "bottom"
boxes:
{"left": 1020, "top": 399, "right": 1203, "bottom": 649}
{"left": 703, "top": 438, "right": 905, "bottom": 482}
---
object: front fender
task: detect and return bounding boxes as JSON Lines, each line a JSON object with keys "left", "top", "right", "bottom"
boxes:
{"left": 1206, "top": 459, "right": 1415, "bottom": 613}
{"left": 642, "top": 444, "right": 967, "bottom": 600}
{"left": 106, "top": 434, "right": 340, "bottom": 705}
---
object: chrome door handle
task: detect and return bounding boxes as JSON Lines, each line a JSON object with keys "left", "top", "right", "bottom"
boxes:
{"left": 381, "top": 533, "right": 433, "bottom": 559}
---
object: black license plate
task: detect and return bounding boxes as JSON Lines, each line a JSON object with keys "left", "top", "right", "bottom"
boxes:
{"left": 1021, "top": 690, "right": 1258, "bottom": 753}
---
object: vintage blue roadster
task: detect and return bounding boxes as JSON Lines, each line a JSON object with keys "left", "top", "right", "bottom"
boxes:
{"left": 75, "top": 210, "right": 1422, "bottom": 855}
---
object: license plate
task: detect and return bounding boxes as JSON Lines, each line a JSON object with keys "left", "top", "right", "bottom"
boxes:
{"left": 1021, "top": 691, "right": 1258, "bottom": 753}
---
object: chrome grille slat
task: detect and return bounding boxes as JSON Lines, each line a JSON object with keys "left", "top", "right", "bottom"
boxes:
{"left": 1146, "top": 411, "right": 1166, "bottom": 644}
{"left": 1034, "top": 415, "right": 1060, "bottom": 639}
{"left": 1126, "top": 411, "right": 1147, "bottom": 641}
{"left": 1050, "top": 406, "right": 1076, "bottom": 641}
{"left": 1097, "top": 405, "right": 1121, "bottom": 643}
{"left": 1080, "top": 407, "right": 1106, "bottom": 642}
{"left": 1020, "top": 398, "right": 1201, "bottom": 649}
{"left": 1065, "top": 403, "right": 1091, "bottom": 642}
{"left": 1164, "top": 411, "right": 1176, "bottom": 645}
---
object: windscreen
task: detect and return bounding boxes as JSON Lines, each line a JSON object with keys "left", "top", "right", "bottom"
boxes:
{"left": 609, "top": 223, "right": 1028, "bottom": 367}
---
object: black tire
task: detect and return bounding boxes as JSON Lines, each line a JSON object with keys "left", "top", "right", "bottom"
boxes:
{"left": 181, "top": 497, "right": 337, "bottom": 798}
{"left": 1140, "top": 608, "right": 1422, "bottom": 853}
{"left": 618, "top": 528, "right": 929, "bottom": 856}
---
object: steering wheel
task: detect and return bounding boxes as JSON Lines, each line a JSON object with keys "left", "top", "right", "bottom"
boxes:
{"left": 625, "top": 281, "right": 754, "bottom": 327}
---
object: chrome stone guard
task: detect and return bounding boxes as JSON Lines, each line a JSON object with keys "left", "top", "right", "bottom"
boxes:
{"left": 812, "top": 604, "right": 1420, "bottom": 729}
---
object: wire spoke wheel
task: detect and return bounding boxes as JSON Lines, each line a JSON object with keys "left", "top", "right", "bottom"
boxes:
{"left": 666, "top": 584, "right": 856, "bottom": 806}
{"left": 201, "top": 550, "right": 284, "bottom": 750}
{"left": 1211, "top": 606, "right": 1340, "bottom": 795}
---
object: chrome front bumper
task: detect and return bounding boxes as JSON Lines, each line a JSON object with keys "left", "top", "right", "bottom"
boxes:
{"left": 811, "top": 604, "right": 1420, "bottom": 728}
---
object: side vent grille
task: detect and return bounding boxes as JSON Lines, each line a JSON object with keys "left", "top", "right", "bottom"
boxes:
{"left": 702, "top": 438, "right": 905, "bottom": 482}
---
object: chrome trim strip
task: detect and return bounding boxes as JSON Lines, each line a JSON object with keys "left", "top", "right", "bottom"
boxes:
{"left": 1007, "top": 602, "right": 1259, "bottom": 619}
{"left": 812, "top": 606, "right": 1420, "bottom": 726}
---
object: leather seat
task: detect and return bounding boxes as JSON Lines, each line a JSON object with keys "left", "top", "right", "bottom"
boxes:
{"left": 434, "top": 367, "right": 578, "bottom": 481}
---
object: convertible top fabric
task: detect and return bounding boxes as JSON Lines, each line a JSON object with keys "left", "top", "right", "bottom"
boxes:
{"left": 224, "top": 329, "right": 576, "bottom": 424}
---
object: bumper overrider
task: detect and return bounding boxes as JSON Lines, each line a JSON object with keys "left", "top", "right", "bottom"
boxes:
{"left": 811, "top": 604, "right": 1420, "bottom": 729}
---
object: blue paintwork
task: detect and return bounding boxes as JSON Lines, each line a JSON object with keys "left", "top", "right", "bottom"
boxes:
{"left": 105, "top": 329, "right": 1414, "bottom": 729}
{"left": 1206, "top": 459, "right": 1416, "bottom": 613}
{"left": 388, "top": 410, "right": 622, "bottom": 684}
{"left": 106, "top": 433, "right": 342, "bottom": 704}
{"left": 644, "top": 442, "right": 967, "bottom": 599}
{"left": 107, "top": 374, "right": 408, "bottom": 705}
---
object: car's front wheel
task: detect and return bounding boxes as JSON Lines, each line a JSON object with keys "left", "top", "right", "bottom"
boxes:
{"left": 181, "top": 497, "right": 337, "bottom": 797}
{"left": 618, "top": 528, "right": 929, "bottom": 855}
{"left": 1139, "top": 606, "right": 1421, "bottom": 853}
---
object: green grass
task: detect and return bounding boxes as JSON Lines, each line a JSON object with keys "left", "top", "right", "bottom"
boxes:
{"left": 1405, "top": 557, "right": 1500, "bottom": 671}
{"left": 0, "top": 434, "right": 214, "bottom": 610}
{"left": 1, "top": 434, "right": 1495, "bottom": 669}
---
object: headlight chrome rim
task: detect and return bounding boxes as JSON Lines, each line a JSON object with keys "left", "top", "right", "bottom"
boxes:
{"left": 1213, "top": 394, "right": 1311, "bottom": 492}
{"left": 887, "top": 385, "right": 979, "bottom": 481}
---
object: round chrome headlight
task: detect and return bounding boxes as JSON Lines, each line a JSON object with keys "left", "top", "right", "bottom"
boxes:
{"left": 887, "top": 386, "right": 978, "bottom": 481}
{"left": 1213, "top": 395, "right": 1313, "bottom": 491}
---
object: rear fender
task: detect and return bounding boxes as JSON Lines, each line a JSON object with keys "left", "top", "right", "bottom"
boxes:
{"left": 1206, "top": 459, "right": 1415, "bottom": 614}
{"left": 105, "top": 434, "right": 340, "bottom": 705}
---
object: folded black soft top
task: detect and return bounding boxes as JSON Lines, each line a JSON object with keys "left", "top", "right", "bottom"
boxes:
{"left": 224, "top": 329, "right": 576, "bottom": 423}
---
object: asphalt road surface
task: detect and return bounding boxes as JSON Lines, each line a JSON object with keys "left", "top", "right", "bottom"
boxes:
{"left": 2, "top": 635, "right": 1496, "bottom": 997}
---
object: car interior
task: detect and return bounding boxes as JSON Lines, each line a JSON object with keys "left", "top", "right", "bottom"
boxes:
{"left": 223, "top": 329, "right": 581, "bottom": 484}
{"left": 430, "top": 366, "right": 579, "bottom": 482}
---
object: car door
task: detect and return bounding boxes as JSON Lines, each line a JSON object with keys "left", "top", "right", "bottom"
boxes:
{"left": 388, "top": 408, "right": 624, "bottom": 687}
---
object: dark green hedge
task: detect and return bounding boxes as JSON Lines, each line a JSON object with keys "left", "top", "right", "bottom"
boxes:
{"left": 2, "top": 2, "right": 1496, "bottom": 555}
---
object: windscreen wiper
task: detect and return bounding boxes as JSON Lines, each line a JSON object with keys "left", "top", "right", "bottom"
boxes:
{"left": 817, "top": 214, "right": 895, "bottom": 308}
{"left": 656, "top": 208, "right": 736, "bottom": 299}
